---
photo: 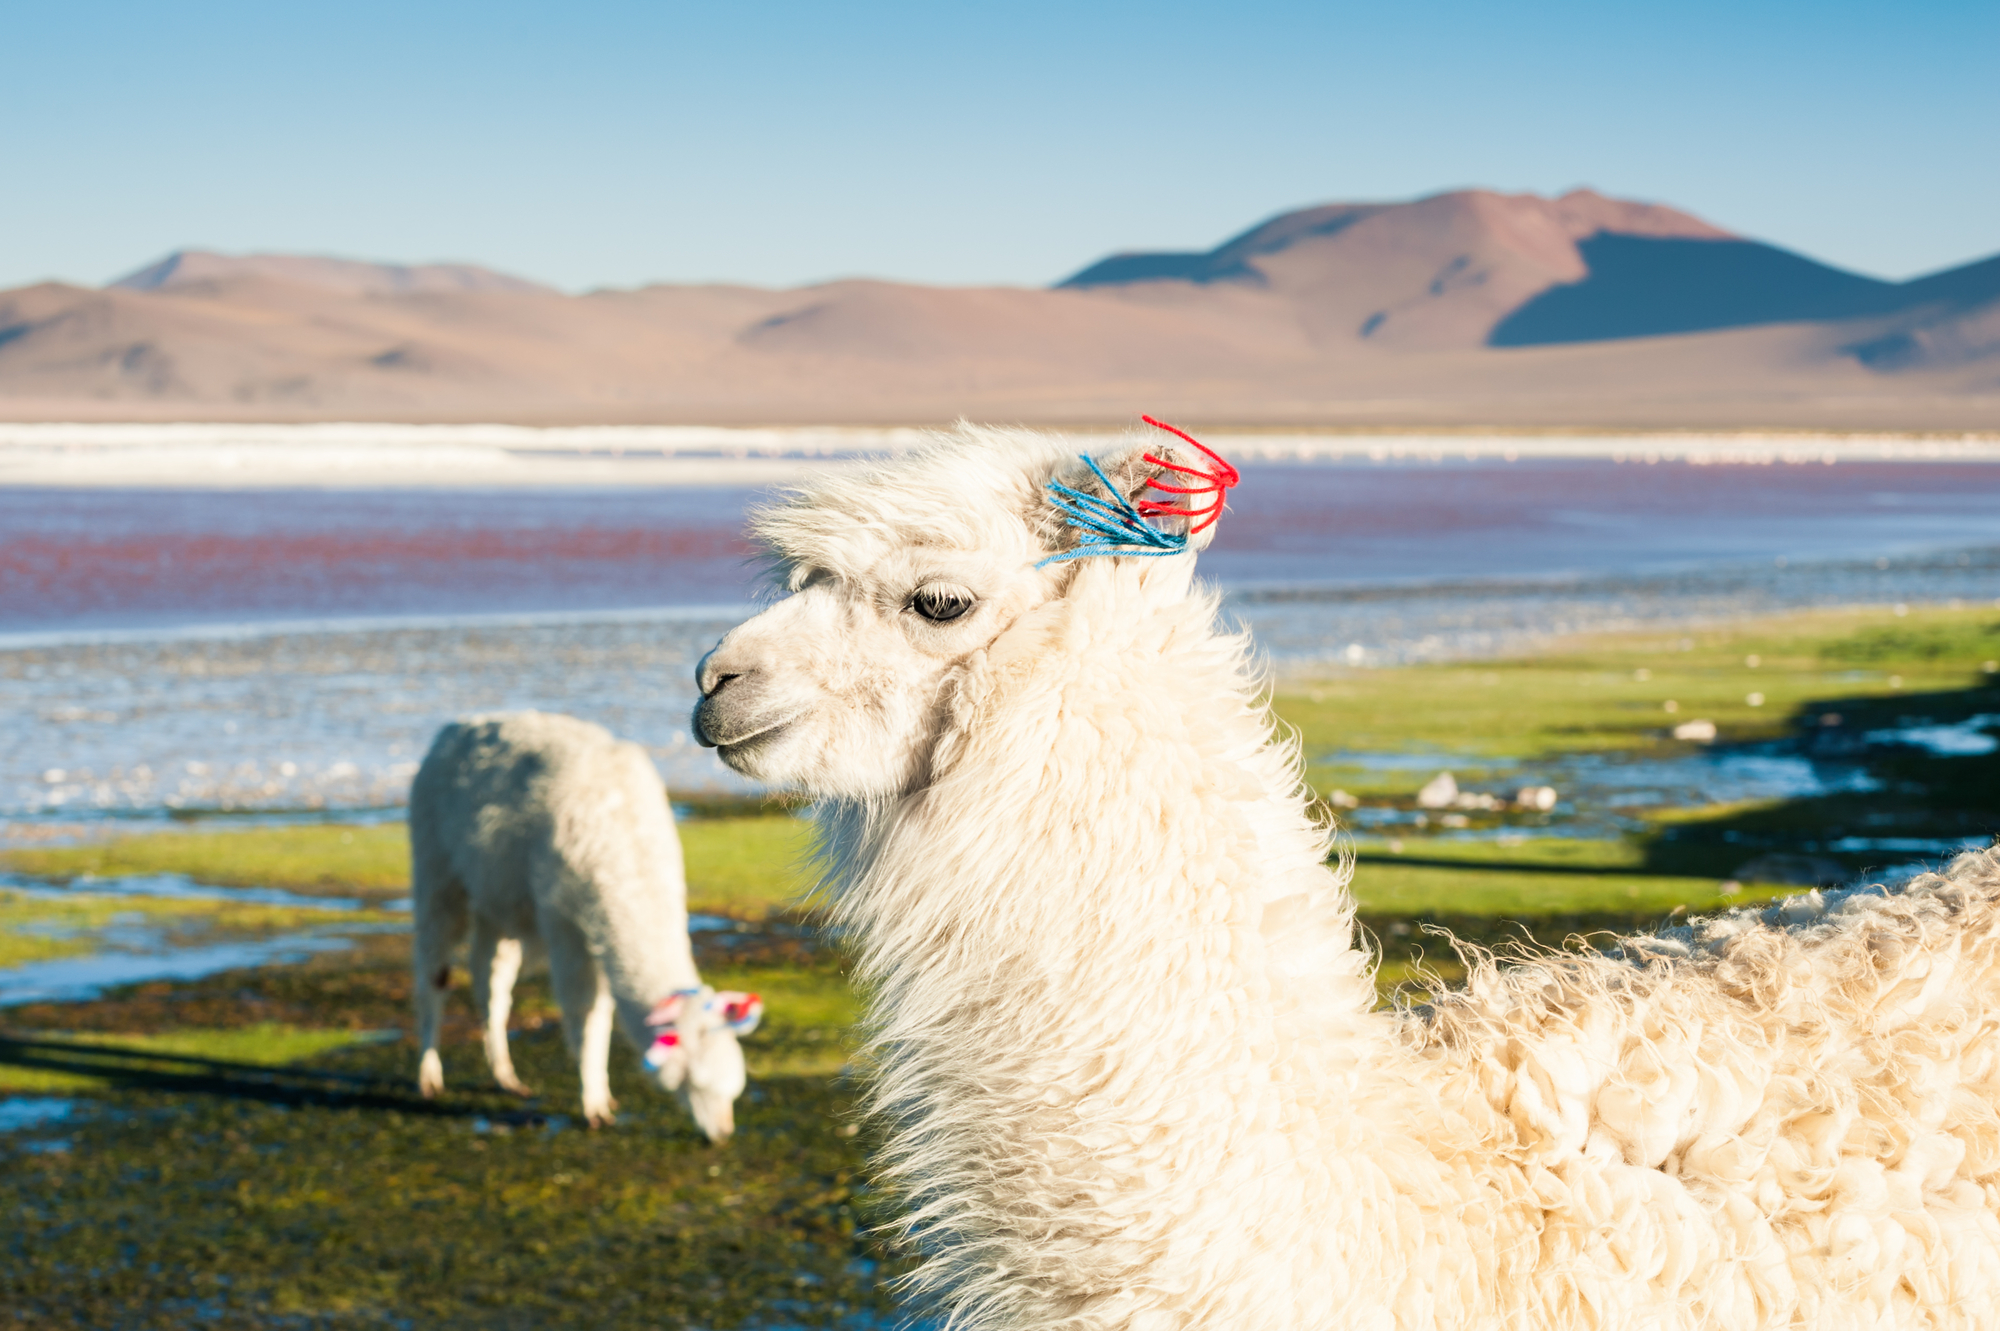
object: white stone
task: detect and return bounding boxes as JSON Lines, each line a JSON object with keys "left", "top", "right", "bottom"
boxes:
{"left": 1415, "top": 771, "right": 1459, "bottom": 808}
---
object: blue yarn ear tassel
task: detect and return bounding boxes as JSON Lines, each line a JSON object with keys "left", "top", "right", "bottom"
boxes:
{"left": 1035, "top": 454, "right": 1190, "bottom": 568}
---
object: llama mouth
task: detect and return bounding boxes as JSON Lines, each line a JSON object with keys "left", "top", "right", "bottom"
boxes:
{"left": 693, "top": 707, "right": 797, "bottom": 753}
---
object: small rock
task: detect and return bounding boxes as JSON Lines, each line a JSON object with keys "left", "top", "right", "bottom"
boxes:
{"left": 1440, "top": 813, "right": 1470, "bottom": 829}
{"left": 1416, "top": 771, "right": 1458, "bottom": 809}
{"left": 1327, "top": 789, "right": 1360, "bottom": 809}
{"left": 1514, "top": 785, "right": 1558, "bottom": 812}
{"left": 1673, "top": 719, "right": 1718, "bottom": 742}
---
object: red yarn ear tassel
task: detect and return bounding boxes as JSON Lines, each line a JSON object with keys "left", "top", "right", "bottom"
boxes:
{"left": 1133, "top": 415, "right": 1239, "bottom": 534}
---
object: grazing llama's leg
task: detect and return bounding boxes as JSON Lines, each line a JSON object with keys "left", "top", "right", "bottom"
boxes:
{"left": 546, "top": 915, "right": 618, "bottom": 1126}
{"left": 412, "top": 868, "right": 469, "bottom": 1099}
{"left": 469, "top": 922, "right": 533, "bottom": 1097}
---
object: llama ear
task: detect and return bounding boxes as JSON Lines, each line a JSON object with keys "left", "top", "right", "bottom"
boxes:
{"left": 1038, "top": 418, "right": 1238, "bottom": 563}
{"left": 643, "top": 1028, "right": 689, "bottom": 1084}
{"left": 712, "top": 991, "right": 763, "bottom": 1036}
{"left": 646, "top": 990, "right": 698, "bottom": 1027}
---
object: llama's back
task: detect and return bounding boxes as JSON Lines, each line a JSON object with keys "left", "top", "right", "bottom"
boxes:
{"left": 1406, "top": 847, "right": 2000, "bottom": 1326}
{"left": 410, "top": 711, "right": 687, "bottom": 937}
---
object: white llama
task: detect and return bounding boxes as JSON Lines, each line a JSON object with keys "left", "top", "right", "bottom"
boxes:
{"left": 410, "top": 711, "right": 762, "bottom": 1139}
{"left": 691, "top": 421, "right": 2000, "bottom": 1329}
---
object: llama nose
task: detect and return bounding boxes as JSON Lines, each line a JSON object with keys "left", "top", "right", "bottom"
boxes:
{"left": 696, "top": 647, "right": 740, "bottom": 700}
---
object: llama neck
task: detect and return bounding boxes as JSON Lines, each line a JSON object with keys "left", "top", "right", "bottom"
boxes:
{"left": 584, "top": 854, "right": 699, "bottom": 1040}
{"left": 836, "top": 560, "right": 1375, "bottom": 1022}
{"left": 826, "top": 561, "right": 1426, "bottom": 1322}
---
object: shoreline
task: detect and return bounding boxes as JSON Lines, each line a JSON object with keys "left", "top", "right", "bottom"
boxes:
{"left": 4, "top": 422, "right": 2000, "bottom": 488}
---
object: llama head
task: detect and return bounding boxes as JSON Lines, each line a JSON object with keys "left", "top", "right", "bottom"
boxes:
{"left": 693, "top": 422, "right": 1234, "bottom": 796}
{"left": 643, "top": 987, "right": 763, "bottom": 1142}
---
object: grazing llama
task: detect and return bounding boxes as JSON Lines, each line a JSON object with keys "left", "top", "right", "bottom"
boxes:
{"left": 411, "top": 711, "right": 761, "bottom": 1139}
{"left": 692, "top": 420, "right": 2000, "bottom": 1329}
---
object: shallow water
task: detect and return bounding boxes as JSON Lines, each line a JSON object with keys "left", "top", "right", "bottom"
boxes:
{"left": 0, "top": 868, "right": 405, "bottom": 1004}
{"left": 0, "top": 1095, "right": 80, "bottom": 1132}
{"left": 1326, "top": 740, "right": 1906, "bottom": 840}
{"left": 8, "top": 455, "right": 2000, "bottom": 639}
{"left": 4, "top": 451, "right": 1998, "bottom": 822}
{"left": 0, "top": 934, "right": 361, "bottom": 1007}
{"left": 1, "top": 870, "right": 384, "bottom": 912}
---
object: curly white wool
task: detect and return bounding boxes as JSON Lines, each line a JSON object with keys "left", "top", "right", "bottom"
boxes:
{"left": 708, "top": 425, "right": 2000, "bottom": 1329}
{"left": 410, "top": 710, "right": 750, "bottom": 1140}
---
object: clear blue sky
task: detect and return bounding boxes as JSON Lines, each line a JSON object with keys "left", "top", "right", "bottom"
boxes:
{"left": 6, "top": 0, "right": 1995, "bottom": 292}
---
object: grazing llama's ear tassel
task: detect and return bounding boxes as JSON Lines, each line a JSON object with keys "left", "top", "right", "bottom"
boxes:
{"left": 644, "top": 987, "right": 704, "bottom": 1027}
{"left": 714, "top": 991, "right": 763, "bottom": 1036}
{"left": 1036, "top": 416, "right": 1239, "bottom": 568}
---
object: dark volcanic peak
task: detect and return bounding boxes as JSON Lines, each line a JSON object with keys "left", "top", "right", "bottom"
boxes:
{"left": 1489, "top": 236, "right": 1901, "bottom": 346}
{"left": 1495, "top": 240, "right": 2000, "bottom": 348}
{"left": 1055, "top": 188, "right": 1726, "bottom": 291}
{"left": 111, "top": 250, "right": 554, "bottom": 297}
{"left": 1056, "top": 186, "right": 2000, "bottom": 355}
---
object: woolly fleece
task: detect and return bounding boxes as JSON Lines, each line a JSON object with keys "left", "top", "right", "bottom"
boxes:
{"left": 699, "top": 426, "right": 2000, "bottom": 1330}
{"left": 410, "top": 710, "right": 748, "bottom": 1139}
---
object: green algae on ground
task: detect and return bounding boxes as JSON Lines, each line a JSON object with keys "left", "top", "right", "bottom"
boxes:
{"left": 0, "top": 886, "right": 399, "bottom": 970}
{"left": 1, "top": 813, "right": 820, "bottom": 918}
{"left": 1274, "top": 604, "right": 2000, "bottom": 790}
{"left": 0, "top": 823, "right": 411, "bottom": 898}
{"left": 0, "top": 935, "right": 893, "bottom": 1326}
{"left": 1347, "top": 852, "right": 1776, "bottom": 919}
{"left": 0, "top": 1022, "right": 383, "bottom": 1092}
{"left": 0, "top": 1047, "right": 907, "bottom": 1330}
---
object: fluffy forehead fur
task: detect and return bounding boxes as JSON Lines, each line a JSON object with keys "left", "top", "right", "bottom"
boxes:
{"left": 748, "top": 423, "right": 1179, "bottom": 587}
{"left": 700, "top": 421, "right": 1221, "bottom": 797}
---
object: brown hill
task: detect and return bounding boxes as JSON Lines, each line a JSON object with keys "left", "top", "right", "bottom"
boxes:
{"left": 2, "top": 190, "right": 1995, "bottom": 429}
{"left": 1062, "top": 189, "right": 1733, "bottom": 352}
{"left": 112, "top": 250, "right": 555, "bottom": 297}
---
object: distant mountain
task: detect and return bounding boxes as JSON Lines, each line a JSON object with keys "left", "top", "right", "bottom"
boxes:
{"left": 1060, "top": 188, "right": 2000, "bottom": 359}
{"left": 1, "top": 190, "right": 1994, "bottom": 429}
{"left": 111, "top": 250, "right": 554, "bottom": 297}
{"left": 1059, "top": 190, "right": 1734, "bottom": 351}
{"left": 1492, "top": 239, "right": 2000, "bottom": 349}
{"left": 1842, "top": 258, "right": 2000, "bottom": 373}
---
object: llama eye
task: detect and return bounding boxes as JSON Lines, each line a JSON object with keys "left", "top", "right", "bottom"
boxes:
{"left": 910, "top": 584, "right": 976, "bottom": 623}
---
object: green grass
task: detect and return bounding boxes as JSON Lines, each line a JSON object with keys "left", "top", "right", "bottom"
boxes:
{"left": 0, "top": 1023, "right": 380, "bottom": 1092}
{"left": 0, "top": 1051, "right": 903, "bottom": 1329}
{"left": 0, "top": 887, "right": 396, "bottom": 969}
{"left": 0, "top": 948, "right": 896, "bottom": 1327}
{"left": 1275, "top": 604, "right": 2000, "bottom": 793}
{"left": 710, "top": 961, "right": 865, "bottom": 1078}
{"left": 1, "top": 815, "right": 821, "bottom": 919}
{"left": 1350, "top": 858, "right": 1763, "bottom": 918}
{"left": 0, "top": 823, "right": 410, "bottom": 898}
{"left": 680, "top": 816, "right": 819, "bottom": 917}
